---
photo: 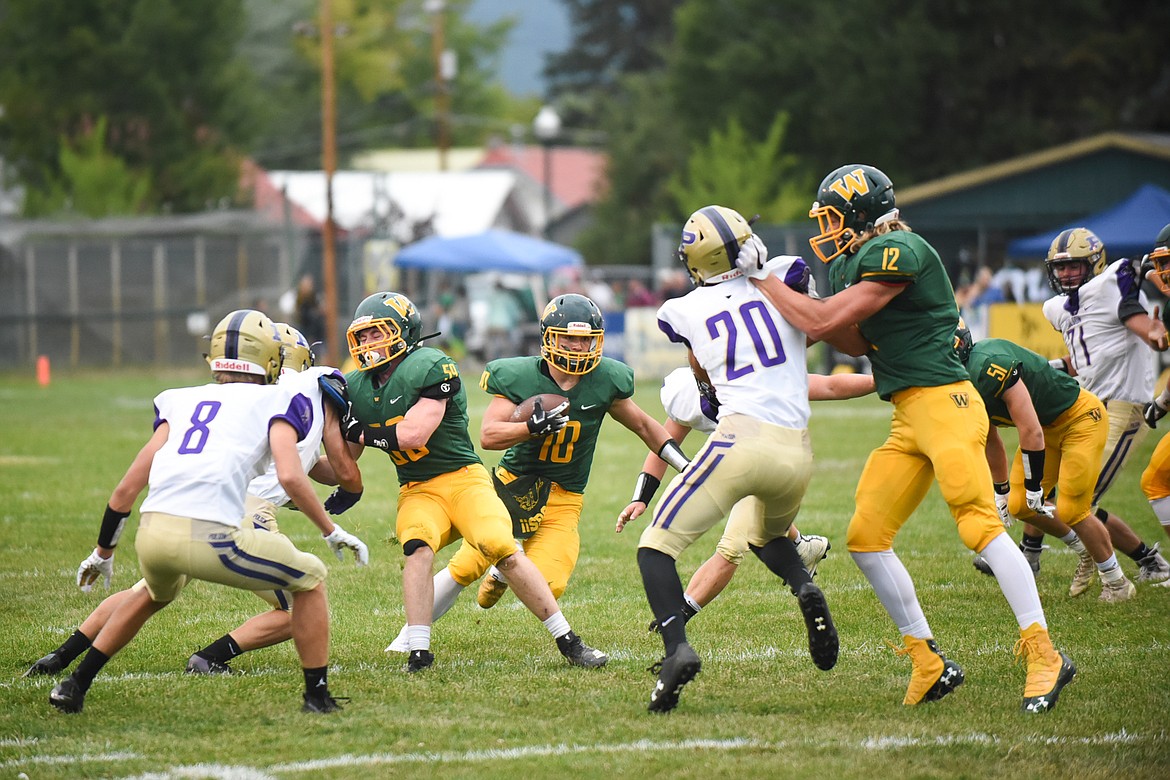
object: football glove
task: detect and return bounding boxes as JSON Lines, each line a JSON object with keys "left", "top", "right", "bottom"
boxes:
{"left": 1025, "top": 488, "right": 1052, "bottom": 518}
{"left": 324, "top": 487, "right": 363, "bottom": 514}
{"left": 1144, "top": 397, "right": 1169, "bottom": 428}
{"left": 993, "top": 482, "right": 1012, "bottom": 528}
{"left": 324, "top": 524, "right": 369, "bottom": 566}
{"left": 735, "top": 234, "right": 770, "bottom": 279}
{"left": 77, "top": 548, "right": 114, "bottom": 592}
{"left": 526, "top": 397, "right": 569, "bottom": 437}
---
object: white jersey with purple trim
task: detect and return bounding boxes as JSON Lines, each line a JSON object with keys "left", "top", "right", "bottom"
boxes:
{"left": 661, "top": 367, "right": 717, "bottom": 435}
{"left": 1042, "top": 257, "right": 1155, "bottom": 404}
{"left": 140, "top": 381, "right": 314, "bottom": 527}
{"left": 656, "top": 277, "right": 810, "bottom": 429}
{"left": 246, "top": 366, "right": 342, "bottom": 505}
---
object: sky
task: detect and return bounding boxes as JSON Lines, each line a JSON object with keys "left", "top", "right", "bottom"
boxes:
{"left": 466, "top": 0, "right": 570, "bottom": 97}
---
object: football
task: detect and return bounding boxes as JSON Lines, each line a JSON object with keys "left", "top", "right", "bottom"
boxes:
{"left": 510, "top": 393, "right": 569, "bottom": 421}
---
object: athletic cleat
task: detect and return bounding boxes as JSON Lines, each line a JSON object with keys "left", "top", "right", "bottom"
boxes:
{"left": 1016, "top": 623, "right": 1075, "bottom": 713}
{"left": 1098, "top": 575, "right": 1136, "bottom": 603}
{"left": 647, "top": 642, "right": 701, "bottom": 713}
{"left": 1069, "top": 551, "right": 1097, "bottom": 597}
{"left": 186, "top": 653, "right": 232, "bottom": 675}
{"left": 795, "top": 534, "right": 831, "bottom": 577}
{"left": 476, "top": 575, "right": 509, "bottom": 609}
{"left": 796, "top": 583, "right": 838, "bottom": 671}
{"left": 302, "top": 690, "right": 347, "bottom": 714}
{"left": 1154, "top": 578, "right": 1170, "bottom": 588}
{"left": 557, "top": 631, "right": 608, "bottom": 668}
{"left": 49, "top": 676, "right": 86, "bottom": 714}
{"left": 896, "top": 636, "right": 965, "bottom": 706}
{"left": 1136, "top": 543, "right": 1170, "bottom": 583}
{"left": 1022, "top": 547, "right": 1042, "bottom": 575}
{"left": 24, "top": 651, "right": 66, "bottom": 678}
{"left": 971, "top": 554, "right": 995, "bottom": 577}
{"left": 406, "top": 649, "right": 434, "bottom": 673}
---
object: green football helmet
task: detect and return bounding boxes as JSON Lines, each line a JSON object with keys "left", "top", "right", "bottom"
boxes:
{"left": 1045, "top": 227, "right": 1106, "bottom": 294}
{"left": 347, "top": 292, "right": 423, "bottom": 371}
{"left": 206, "top": 309, "right": 283, "bottom": 384}
{"left": 1146, "top": 222, "right": 1170, "bottom": 297}
{"left": 953, "top": 317, "right": 973, "bottom": 365}
{"left": 809, "top": 164, "right": 897, "bottom": 263}
{"left": 677, "top": 205, "right": 753, "bottom": 285}
{"left": 276, "top": 322, "right": 314, "bottom": 375}
{"left": 540, "top": 293, "right": 605, "bottom": 375}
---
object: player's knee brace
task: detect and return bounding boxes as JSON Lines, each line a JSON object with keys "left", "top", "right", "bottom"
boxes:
{"left": 1095, "top": 507, "right": 1109, "bottom": 524}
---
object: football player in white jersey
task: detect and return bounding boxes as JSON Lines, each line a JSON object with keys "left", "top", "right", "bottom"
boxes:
{"left": 45, "top": 310, "right": 368, "bottom": 716}
{"left": 27, "top": 324, "right": 366, "bottom": 680}
{"left": 1036, "top": 228, "right": 1170, "bottom": 585}
{"left": 618, "top": 366, "right": 874, "bottom": 626}
{"left": 635, "top": 205, "right": 838, "bottom": 714}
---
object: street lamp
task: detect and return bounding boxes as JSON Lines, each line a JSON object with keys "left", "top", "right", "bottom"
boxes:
{"left": 533, "top": 105, "right": 561, "bottom": 239}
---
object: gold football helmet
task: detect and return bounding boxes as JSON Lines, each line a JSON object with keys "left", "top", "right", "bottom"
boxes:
{"left": 677, "top": 205, "right": 753, "bottom": 285}
{"left": 1045, "top": 227, "right": 1106, "bottom": 294}
{"left": 276, "top": 323, "right": 314, "bottom": 375}
{"left": 206, "top": 309, "right": 283, "bottom": 384}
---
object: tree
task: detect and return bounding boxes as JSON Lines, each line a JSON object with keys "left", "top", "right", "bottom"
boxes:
{"left": 665, "top": 113, "right": 811, "bottom": 224}
{"left": 0, "top": 0, "right": 260, "bottom": 215}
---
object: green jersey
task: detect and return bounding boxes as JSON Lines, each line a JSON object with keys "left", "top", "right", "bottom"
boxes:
{"left": 965, "top": 338, "right": 1080, "bottom": 427}
{"left": 346, "top": 346, "right": 480, "bottom": 485}
{"left": 481, "top": 356, "right": 634, "bottom": 493}
{"left": 828, "top": 230, "right": 967, "bottom": 400}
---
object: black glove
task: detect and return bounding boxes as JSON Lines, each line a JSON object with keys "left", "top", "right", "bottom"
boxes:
{"left": 324, "top": 487, "right": 363, "bottom": 514}
{"left": 1144, "top": 398, "right": 1168, "bottom": 429}
{"left": 340, "top": 402, "right": 363, "bottom": 443}
{"left": 526, "top": 397, "right": 569, "bottom": 437}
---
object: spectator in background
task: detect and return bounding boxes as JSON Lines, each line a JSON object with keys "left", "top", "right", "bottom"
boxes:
{"left": 626, "top": 279, "right": 659, "bottom": 308}
{"left": 296, "top": 274, "right": 325, "bottom": 345}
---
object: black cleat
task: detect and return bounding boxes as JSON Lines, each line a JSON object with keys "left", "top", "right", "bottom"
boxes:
{"left": 797, "top": 583, "right": 838, "bottom": 671}
{"left": 302, "top": 689, "right": 347, "bottom": 714}
{"left": 406, "top": 649, "right": 434, "bottom": 673}
{"left": 186, "top": 653, "right": 232, "bottom": 675}
{"left": 556, "top": 631, "right": 608, "bottom": 668}
{"left": 24, "top": 651, "right": 66, "bottom": 678}
{"left": 647, "top": 642, "right": 701, "bottom": 713}
{"left": 49, "top": 676, "right": 86, "bottom": 714}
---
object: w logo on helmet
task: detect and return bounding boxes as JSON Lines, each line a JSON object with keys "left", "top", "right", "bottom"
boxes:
{"left": 383, "top": 294, "right": 415, "bottom": 320}
{"left": 828, "top": 169, "right": 871, "bottom": 201}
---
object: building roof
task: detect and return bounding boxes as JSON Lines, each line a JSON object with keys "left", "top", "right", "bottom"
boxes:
{"left": 479, "top": 143, "right": 607, "bottom": 211}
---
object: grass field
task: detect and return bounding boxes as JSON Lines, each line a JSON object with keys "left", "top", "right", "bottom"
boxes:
{"left": 1, "top": 367, "right": 1168, "bottom": 779}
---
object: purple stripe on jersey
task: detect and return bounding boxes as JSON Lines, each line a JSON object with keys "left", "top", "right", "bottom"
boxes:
{"left": 655, "top": 439, "right": 733, "bottom": 530}
{"left": 1116, "top": 260, "right": 1140, "bottom": 301}
{"left": 271, "top": 392, "right": 314, "bottom": 442}
{"left": 274, "top": 589, "right": 290, "bottom": 610}
{"left": 699, "top": 396, "right": 718, "bottom": 423}
{"left": 153, "top": 403, "right": 164, "bottom": 431}
{"left": 216, "top": 554, "right": 291, "bottom": 587}
{"left": 657, "top": 318, "right": 690, "bottom": 347}
{"left": 210, "top": 539, "right": 307, "bottom": 580}
{"left": 1093, "top": 425, "right": 1137, "bottom": 502}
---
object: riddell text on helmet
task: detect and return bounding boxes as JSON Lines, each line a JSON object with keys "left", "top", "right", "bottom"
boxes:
{"left": 210, "top": 358, "right": 260, "bottom": 373}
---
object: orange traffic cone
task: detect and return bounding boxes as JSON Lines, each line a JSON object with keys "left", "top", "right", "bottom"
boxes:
{"left": 36, "top": 355, "right": 51, "bottom": 387}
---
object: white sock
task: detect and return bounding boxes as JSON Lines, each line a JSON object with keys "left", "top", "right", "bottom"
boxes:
{"left": 431, "top": 567, "right": 466, "bottom": 622}
{"left": 406, "top": 624, "right": 431, "bottom": 652}
{"left": 1097, "top": 554, "right": 1124, "bottom": 582}
{"left": 683, "top": 593, "right": 702, "bottom": 614}
{"left": 979, "top": 533, "right": 1046, "bottom": 629}
{"left": 1060, "top": 531, "right": 1087, "bottom": 556}
{"left": 487, "top": 565, "right": 506, "bottom": 584}
{"left": 543, "top": 611, "right": 571, "bottom": 639}
{"left": 1151, "top": 496, "right": 1170, "bottom": 528}
{"left": 850, "top": 550, "right": 930, "bottom": 637}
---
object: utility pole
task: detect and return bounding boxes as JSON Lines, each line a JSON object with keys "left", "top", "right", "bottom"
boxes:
{"left": 319, "top": 0, "right": 340, "bottom": 365}
{"left": 427, "top": 0, "right": 452, "bottom": 171}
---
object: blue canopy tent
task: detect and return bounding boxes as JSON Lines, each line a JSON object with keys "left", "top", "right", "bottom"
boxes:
{"left": 1006, "top": 184, "right": 1170, "bottom": 259}
{"left": 394, "top": 229, "right": 583, "bottom": 273}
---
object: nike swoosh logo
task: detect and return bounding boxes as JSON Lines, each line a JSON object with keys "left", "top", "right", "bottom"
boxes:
{"left": 581, "top": 404, "right": 599, "bottom": 410}
{"left": 390, "top": 395, "right": 403, "bottom": 403}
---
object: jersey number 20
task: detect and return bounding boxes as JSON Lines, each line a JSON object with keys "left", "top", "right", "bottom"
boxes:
{"left": 707, "top": 300, "right": 788, "bottom": 380}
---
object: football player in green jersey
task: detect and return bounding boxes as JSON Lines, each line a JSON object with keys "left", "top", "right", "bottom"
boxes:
{"left": 384, "top": 293, "right": 690, "bottom": 655}
{"left": 342, "top": 292, "right": 609, "bottom": 671}
{"left": 737, "top": 164, "right": 1075, "bottom": 713}
{"left": 954, "top": 323, "right": 1135, "bottom": 601}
